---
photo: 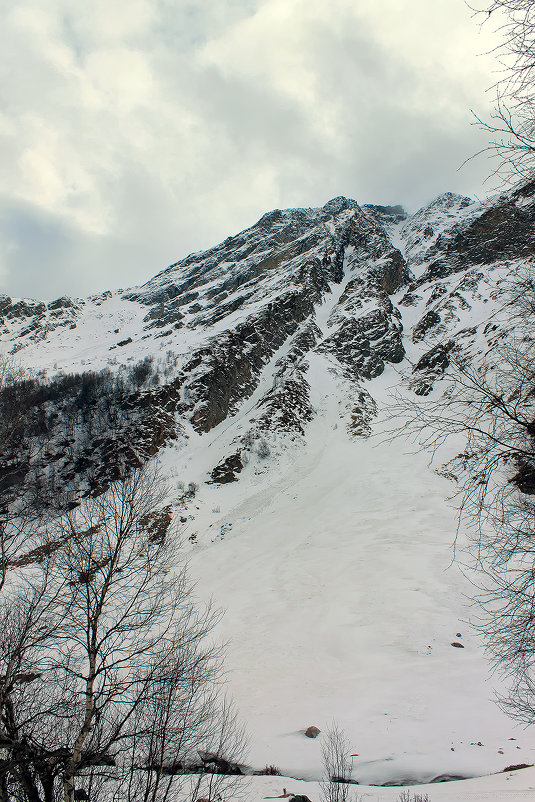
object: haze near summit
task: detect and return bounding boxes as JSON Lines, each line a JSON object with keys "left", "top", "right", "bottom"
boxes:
{"left": 0, "top": 0, "right": 502, "bottom": 301}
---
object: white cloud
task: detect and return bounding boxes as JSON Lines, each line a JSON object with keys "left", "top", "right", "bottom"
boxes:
{"left": 0, "top": 0, "right": 505, "bottom": 299}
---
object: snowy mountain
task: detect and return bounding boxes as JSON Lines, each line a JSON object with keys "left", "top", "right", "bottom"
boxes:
{"left": 3, "top": 182, "right": 535, "bottom": 794}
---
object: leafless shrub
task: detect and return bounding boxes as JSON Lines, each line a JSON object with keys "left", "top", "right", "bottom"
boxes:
{"left": 261, "top": 764, "right": 281, "bottom": 775}
{"left": 320, "top": 724, "right": 359, "bottom": 802}
{"left": 397, "top": 791, "right": 431, "bottom": 802}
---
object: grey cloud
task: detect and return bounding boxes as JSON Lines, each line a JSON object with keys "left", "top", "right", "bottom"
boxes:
{"left": 0, "top": 0, "right": 503, "bottom": 299}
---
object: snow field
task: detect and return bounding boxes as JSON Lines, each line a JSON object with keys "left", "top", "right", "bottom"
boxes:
{"left": 162, "top": 354, "right": 535, "bottom": 786}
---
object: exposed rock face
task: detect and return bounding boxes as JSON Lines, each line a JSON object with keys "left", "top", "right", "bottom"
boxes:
{"left": 3, "top": 183, "right": 535, "bottom": 494}
{"left": 447, "top": 199, "right": 535, "bottom": 264}
{"left": 210, "top": 453, "right": 244, "bottom": 484}
{"left": 412, "top": 310, "right": 441, "bottom": 343}
{"left": 348, "top": 388, "right": 378, "bottom": 437}
{"left": 179, "top": 289, "right": 324, "bottom": 434}
{"left": 0, "top": 294, "right": 83, "bottom": 345}
{"left": 320, "top": 309, "right": 404, "bottom": 380}
{"left": 411, "top": 341, "right": 456, "bottom": 396}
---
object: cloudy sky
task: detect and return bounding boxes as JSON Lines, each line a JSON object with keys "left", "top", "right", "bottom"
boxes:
{"left": 0, "top": 0, "right": 505, "bottom": 300}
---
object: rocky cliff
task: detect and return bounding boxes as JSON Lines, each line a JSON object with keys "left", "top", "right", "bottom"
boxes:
{"left": 1, "top": 184, "right": 533, "bottom": 497}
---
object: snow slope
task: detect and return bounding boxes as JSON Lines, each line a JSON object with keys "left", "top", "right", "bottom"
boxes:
{"left": 6, "top": 187, "right": 535, "bottom": 797}
{"left": 165, "top": 361, "right": 535, "bottom": 787}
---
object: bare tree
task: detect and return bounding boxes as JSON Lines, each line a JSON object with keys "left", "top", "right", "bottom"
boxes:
{"left": 392, "top": 339, "right": 535, "bottom": 539}
{"left": 470, "top": 0, "right": 535, "bottom": 183}
{"left": 0, "top": 467, "right": 246, "bottom": 802}
{"left": 0, "top": 569, "right": 65, "bottom": 802}
{"left": 320, "top": 724, "right": 357, "bottom": 802}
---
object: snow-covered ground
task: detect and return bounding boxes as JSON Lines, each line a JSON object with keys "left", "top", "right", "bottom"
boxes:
{"left": 240, "top": 767, "right": 535, "bottom": 801}
{"left": 156, "top": 355, "right": 535, "bottom": 791}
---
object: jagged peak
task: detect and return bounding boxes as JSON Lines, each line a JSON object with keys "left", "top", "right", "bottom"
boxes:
{"left": 400, "top": 192, "right": 477, "bottom": 245}
{"left": 321, "top": 196, "right": 360, "bottom": 215}
{"left": 363, "top": 203, "right": 406, "bottom": 215}
{"left": 255, "top": 196, "right": 360, "bottom": 230}
{"left": 417, "top": 191, "right": 474, "bottom": 215}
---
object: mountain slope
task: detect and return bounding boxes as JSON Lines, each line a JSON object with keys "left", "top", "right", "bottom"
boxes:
{"left": 3, "top": 185, "right": 535, "bottom": 787}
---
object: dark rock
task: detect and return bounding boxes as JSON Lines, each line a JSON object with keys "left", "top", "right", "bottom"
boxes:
{"left": 322, "top": 196, "right": 361, "bottom": 215}
{"left": 199, "top": 294, "right": 248, "bottom": 326}
{"left": 411, "top": 340, "right": 455, "bottom": 396}
{"left": 254, "top": 370, "right": 313, "bottom": 436}
{"left": 412, "top": 310, "right": 441, "bottom": 342}
{"left": 449, "top": 200, "right": 535, "bottom": 263}
{"left": 398, "top": 291, "right": 421, "bottom": 307}
{"left": 320, "top": 309, "right": 404, "bottom": 380}
{"left": 139, "top": 505, "right": 173, "bottom": 543}
{"left": 429, "top": 775, "right": 468, "bottom": 783}
{"left": 47, "top": 296, "right": 74, "bottom": 311}
{"left": 348, "top": 389, "right": 378, "bottom": 438}
{"left": 210, "top": 453, "right": 244, "bottom": 484}
{"left": 181, "top": 287, "right": 325, "bottom": 433}
{"left": 304, "top": 725, "right": 321, "bottom": 738}
{"left": 451, "top": 642, "right": 464, "bottom": 648}
{"left": 124, "top": 282, "right": 183, "bottom": 306}
{"left": 375, "top": 249, "right": 411, "bottom": 294}
{"left": 89, "top": 290, "right": 112, "bottom": 305}
{"left": 363, "top": 203, "right": 406, "bottom": 222}
{"left": 143, "top": 302, "right": 184, "bottom": 329}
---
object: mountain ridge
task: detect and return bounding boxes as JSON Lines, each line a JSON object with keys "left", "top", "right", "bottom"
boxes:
{"left": 0, "top": 187, "right": 526, "bottom": 495}
{"left": 3, "top": 184, "right": 535, "bottom": 785}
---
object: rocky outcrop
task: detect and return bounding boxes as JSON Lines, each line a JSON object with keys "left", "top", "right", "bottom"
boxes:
{"left": 411, "top": 341, "right": 456, "bottom": 396}
{"left": 5, "top": 183, "right": 535, "bottom": 499}
{"left": 210, "top": 453, "right": 244, "bottom": 484}
{"left": 413, "top": 310, "right": 441, "bottom": 343}
{"left": 0, "top": 294, "right": 84, "bottom": 345}
{"left": 319, "top": 309, "right": 404, "bottom": 380}
{"left": 447, "top": 199, "right": 535, "bottom": 264}
{"left": 178, "top": 289, "right": 323, "bottom": 433}
{"left": 347, "top": 388, "right": 378, "bottom": 437}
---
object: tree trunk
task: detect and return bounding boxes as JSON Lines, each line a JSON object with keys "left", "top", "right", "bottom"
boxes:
{"left": 63, "top": 654, "right": 97, "bottom": 802}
